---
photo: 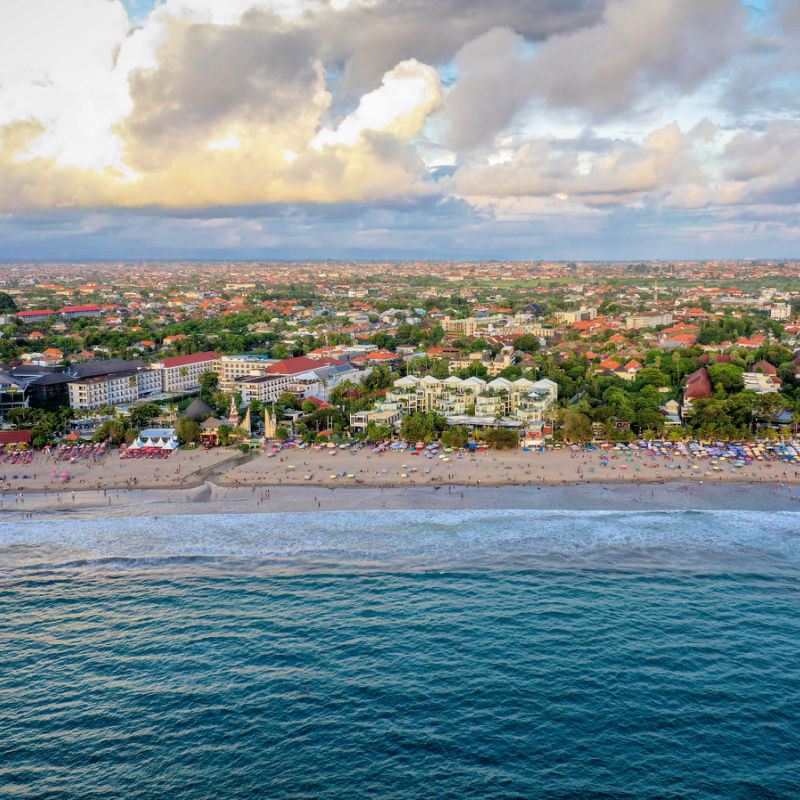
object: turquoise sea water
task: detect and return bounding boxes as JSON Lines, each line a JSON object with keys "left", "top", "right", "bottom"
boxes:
{"left": 2, "top": 509, "right": 799, "bottom": 799}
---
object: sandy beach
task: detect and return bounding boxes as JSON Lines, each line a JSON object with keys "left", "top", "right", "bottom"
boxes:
{"left": 215, "top": 445, "right": 800, "bottom": 489}
{"left": 2, "top": 444, "right": 800, "bottom": 522}
{"left": 9, "top": 443, "right": 798, "bottom": 499}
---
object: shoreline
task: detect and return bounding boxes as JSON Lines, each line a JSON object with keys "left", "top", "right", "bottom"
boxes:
{"left": 3, "top": 479, "right": 800, "bottom": 522}
{"left": 3, "top": 444, "right": 800, "bottom": 521}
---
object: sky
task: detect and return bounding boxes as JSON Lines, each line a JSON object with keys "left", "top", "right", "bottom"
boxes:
{"left": 1, "top": 0, "right": 800, "bottom": 261}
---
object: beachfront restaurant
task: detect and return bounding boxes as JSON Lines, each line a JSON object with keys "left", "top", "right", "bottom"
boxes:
{"left": 128, "top": 428, "right": 179, "bottom": 451}
{"left": 445, "top": 415, "right": 524, "bottom": 430}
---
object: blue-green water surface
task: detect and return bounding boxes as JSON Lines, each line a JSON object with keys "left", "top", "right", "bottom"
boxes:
{"left": 2, "top": 509, "right": 799, "bottom": 799}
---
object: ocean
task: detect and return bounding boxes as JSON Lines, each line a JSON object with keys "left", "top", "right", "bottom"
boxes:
{"left": 2, "top": 509, "right": 799, "bottom": 799}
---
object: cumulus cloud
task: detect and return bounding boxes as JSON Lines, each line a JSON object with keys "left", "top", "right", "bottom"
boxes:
{"left": 0, "top": 0, "right": 798, "bottom": 231}
{"left": 117, "top": 10, "right": 325, "bottom": 171}
{"left": 454, "top": 122, "right": 717, "bottom": 208}
{"left": 0, "top": 1, "right": 449, "bottom": 210}
{"left": 718, "top": 121, "right": 800, "bottom": 205}
{"left": 0, "top": 0, "right": 132, "bottom": 168}
{"left": 439, "top": 0, "right": 745, "bottom": 150}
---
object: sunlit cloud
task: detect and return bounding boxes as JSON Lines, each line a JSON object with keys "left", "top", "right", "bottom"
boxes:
{"left": 1, "top": 0, "right": 799, "bottom": 256}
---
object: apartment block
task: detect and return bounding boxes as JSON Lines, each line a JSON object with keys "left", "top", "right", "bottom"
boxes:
{"left": 151, "top": 351, "right": 221, "bottom": 393}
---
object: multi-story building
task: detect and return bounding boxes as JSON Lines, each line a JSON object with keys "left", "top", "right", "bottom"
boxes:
{"left": 0, "top": 369, "right": 29, "bottom": 420}
{"left": 743, "top": 372, "right": 780, "bottom": 393}
{"left": 58, "top": 304, "right": 102, "bottom": 319}
{"left": 625, "top": 312, "right": 674, "bottom": 329}
{"left": 68, "top": 372, "right": 137, "bottom": 409}
{"left": 228, "top": 374, "right": 291, "bottom": 405}
{"left": 215, "top": 354, "right": 276, "bottom": 383}
{"left": 15, "top": 309, "right": 57, "bottom": 324}
{"left": 151, "top": 351, "right": 221, "bottom": 394}
{"left": 349, "top": 408, "right": 404, "bottom": 433}
{"left": 441, "top": 316, "right": 477, "bottom": 337}
{"left": 378, "top": 375, "right": 558, "bottom": 431}
{"left": 555, "top": 307, "right": 597, "bottom": 324}
{"left": 770, "top": 303, "right": 791, "bottom": 321}
{"left": 66, "top": 359, "right": 162, "bottom": 409}
{"left": 265, "top": 356, "right": 361, "bottom": 401}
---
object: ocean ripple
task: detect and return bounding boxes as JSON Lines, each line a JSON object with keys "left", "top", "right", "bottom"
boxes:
{"left": 1, "top": 510, "right": 799, "bottom": 799}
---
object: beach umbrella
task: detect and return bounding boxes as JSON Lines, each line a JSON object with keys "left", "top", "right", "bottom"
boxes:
{"left": 348, "top": 474, "right": 355, "bottom": 478}
{"left": 287, "top": 464, "right": 295, "bottom": 469}
{"left": 401, "top": 473, "right": 408, "bottom": 477}
{"left": 329, "top": 474, "right": 337, "bottom": 479}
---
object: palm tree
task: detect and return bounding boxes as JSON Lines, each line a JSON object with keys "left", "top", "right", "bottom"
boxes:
{"left": 790, "top": 407, "right": 800, "bottom": 438}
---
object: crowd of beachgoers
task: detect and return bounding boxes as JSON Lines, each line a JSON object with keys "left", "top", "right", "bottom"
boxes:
{"left": 2, "top": 436, "right": 800, "bottom": 501}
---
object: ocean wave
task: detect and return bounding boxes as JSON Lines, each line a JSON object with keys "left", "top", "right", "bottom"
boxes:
{"left": 1, "top": 508, "right": 799, "bottom": 578}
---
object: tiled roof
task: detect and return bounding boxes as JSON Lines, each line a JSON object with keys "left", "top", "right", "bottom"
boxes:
{"left": 158, "top": 351, "right": 220, "bottom": 369}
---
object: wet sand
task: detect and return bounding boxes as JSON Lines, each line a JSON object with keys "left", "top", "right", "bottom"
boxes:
{"left": 3, "top": 479, "right": 800, "bottom": 523}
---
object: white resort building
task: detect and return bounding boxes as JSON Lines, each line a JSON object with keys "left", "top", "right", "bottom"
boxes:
{"left": 355, "top": 374, "right": 558, "bottom": 433}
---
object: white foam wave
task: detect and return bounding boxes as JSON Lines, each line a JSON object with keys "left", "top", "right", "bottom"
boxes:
{"left": 1, "top": 509, "right": 799, "bottom": 575}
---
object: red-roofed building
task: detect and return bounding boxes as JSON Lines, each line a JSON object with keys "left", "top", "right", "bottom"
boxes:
{"left": 683, "top": 367, "right": 713, "bottom": 412}
{"left": 351, "top": 350, "right": 397, "bottom": 364}
{"left": 0, "top": 430, "right": 31, "bottom": 446}
{"left": 303, "top": 396, "right": 331, "bottom": 409}
{"left": 59, "top": 304, "right": 102, "bottom": 318}
{"left": 151, "top": 351, "right": 220, "bottom": 393}
{"left": 15, "top": 310, "right": 56, "bottom": 323}
{"left": 266, "top": 356, "right": 344, "bottom": 376}
{"left": 736, "top": 335, "right": 766, "bottom": 350}
{"left": 752, "top": 360, "right": 777, "bottom": 375}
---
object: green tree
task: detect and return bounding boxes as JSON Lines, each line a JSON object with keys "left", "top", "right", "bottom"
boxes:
{"left": 365, "top": 421, "right": 393, "bottom": 442}
{"left": 278, "top": 392, "right": 301, "bottom": 410}
{"left": 217, "top": 424, "right": 232, "bottom": 446}
{"left": 275, "top": 425, "right": 289, "bottom": 441}
{"left": 400, "top": 411, "right": 446, "bottom": 443}
{"left": 634, "top": 367, "right": 671, "bottom": 390}
{"left": 755, "top": 393, "right": 785, "bottom": 428}
{"left": 93, "top": 418, "right": 128, "bottom": 444}
{"left": 199, "top": 370, "right": 219, "bottom": 400}
{"left": 513, "top": 334, "right": 541, "bottom": 353}
{"left": 441, "top": 426, "right": 469, "bottom": 448}
{"left": 561, "top": 409, "right": 592, "bottom": 442}
{"left": 31, "top": 422, "right": 55, "bottom": 448}
{"left": 707, "top": 363, "right": 744, "bottom": 394}
{"left": 485, "top": 428, "right": 519, "bottom": 449}
{"left": 175, "top": 417, "right": 201, "bottom": 444}
{"left": 0, "top": 292, "right": 19, "bottom": 313}
{"left": 128, "top": 402, "right": 162, "bottom": 429}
